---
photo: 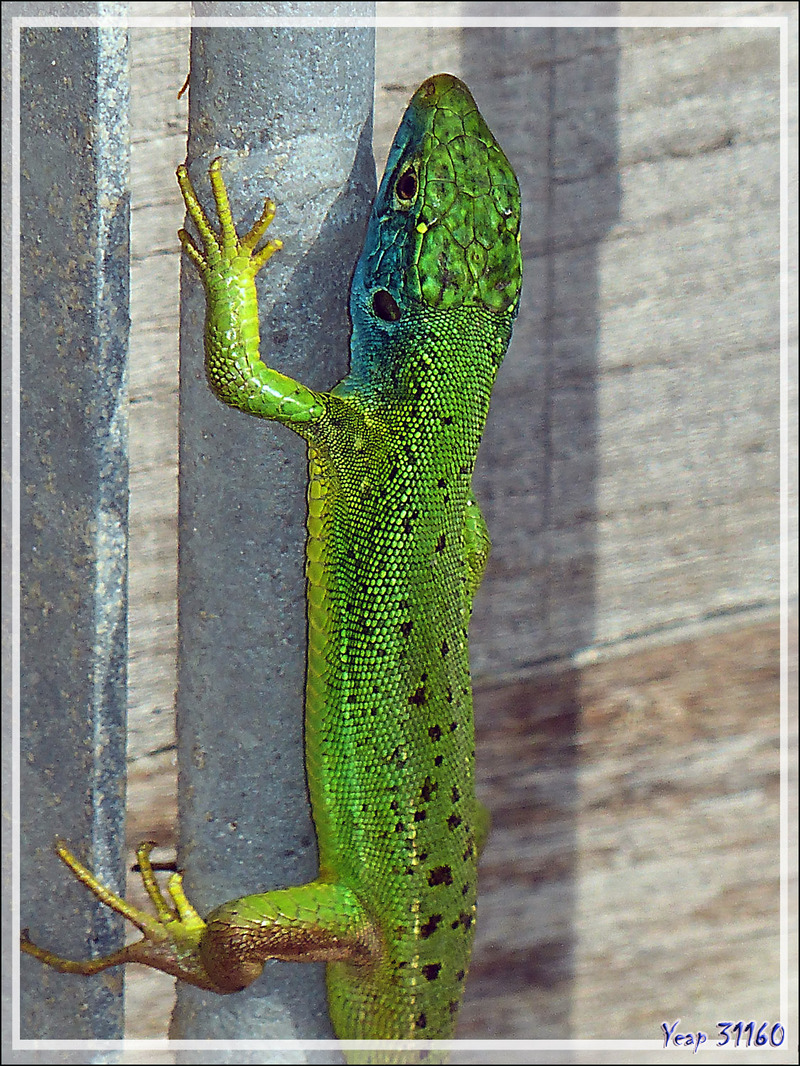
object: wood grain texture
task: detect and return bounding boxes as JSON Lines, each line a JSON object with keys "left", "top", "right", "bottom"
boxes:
{"left": 125, "top": 11, "right": 187, "bottom": 1042}
{"left": 463, "top": 619, "right": 784, "bottom": 1047}
{"left": 128, "top": 14, "right": 186, "bottom": 766}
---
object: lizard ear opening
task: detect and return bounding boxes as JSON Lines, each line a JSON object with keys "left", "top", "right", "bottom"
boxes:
{"left": 372, "top": 290, "right": 402, "bottom": 322}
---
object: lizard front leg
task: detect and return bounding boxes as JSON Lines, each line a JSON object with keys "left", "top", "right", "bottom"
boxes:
{"left": 463, "top": 490, "right": 491, "bottom": 602}
{"left": 177, "top": 158, "right": 325, "bottom": 429}
{"left": 462, "top": 493, "right": 493, "bottom": 857}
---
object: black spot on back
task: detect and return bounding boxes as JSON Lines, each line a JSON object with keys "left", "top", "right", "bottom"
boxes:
{"left": 419, "top": 914, "right": 442, "bottom": 939}
{"left": 420, "top": 776, "right": 437, "bottom": 802}
{"left": 428, "top": 865, "right": 453, "bottom": 887}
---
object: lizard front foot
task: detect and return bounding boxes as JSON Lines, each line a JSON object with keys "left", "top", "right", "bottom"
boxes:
{"left": 21, "top": 840, "right": 233, "bottom": 992}
{"left": 176, "top": 156, "right": 283, "bottom": 281}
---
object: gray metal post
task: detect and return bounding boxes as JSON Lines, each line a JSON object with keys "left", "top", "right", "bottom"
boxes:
{"left": 18, "top": 13, "right": 130, "bottom": 1044}
{"left": 173, "top": 4, "right": 375, "bottom": 1052}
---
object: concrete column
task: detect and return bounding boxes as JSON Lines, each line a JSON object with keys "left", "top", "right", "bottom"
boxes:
{"left": 18, "top": 10, "right": 130, "bottom": 1044}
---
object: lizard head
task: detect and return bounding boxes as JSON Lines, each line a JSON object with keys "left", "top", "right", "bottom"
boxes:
{"left": 351, "top": 74, "right": 523, "bottom": 328}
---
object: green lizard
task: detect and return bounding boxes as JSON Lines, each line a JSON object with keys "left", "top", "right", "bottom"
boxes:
{"left": 22, "top": 73, "right": 522, "bottom": 1046}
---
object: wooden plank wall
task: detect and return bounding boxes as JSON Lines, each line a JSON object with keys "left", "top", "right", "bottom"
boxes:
{"left": 115, "top": 2, "right": 794, "bottom": 1059}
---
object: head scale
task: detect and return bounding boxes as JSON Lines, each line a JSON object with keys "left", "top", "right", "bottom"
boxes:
{"left": 353, "top": 74, "right": 522, "bottom": 322}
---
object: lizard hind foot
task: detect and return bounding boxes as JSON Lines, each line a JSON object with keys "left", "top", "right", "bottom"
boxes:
{"left": 20, "top": 840, "right": 228, "bottom": 993}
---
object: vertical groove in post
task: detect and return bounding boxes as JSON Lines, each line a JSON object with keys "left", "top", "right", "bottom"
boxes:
{"left": 18, "top": 15, "right": 130, "bottom": 1040}
{"left": 174, "top": 3, "right": 375, "bottom": 1052}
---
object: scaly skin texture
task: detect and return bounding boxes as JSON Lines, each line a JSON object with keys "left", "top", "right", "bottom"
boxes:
{"left": 21, "top": 74, "right": 522, "bottom": 1049}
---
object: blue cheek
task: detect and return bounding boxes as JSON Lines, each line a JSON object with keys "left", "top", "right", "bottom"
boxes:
{"left": 348, "top": 264, "right": 374, "bottom": 348}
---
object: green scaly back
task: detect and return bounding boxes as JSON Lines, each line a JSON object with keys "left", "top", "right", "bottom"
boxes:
{"left": 309, "top": 73, "right": 522, "bottom": 1039}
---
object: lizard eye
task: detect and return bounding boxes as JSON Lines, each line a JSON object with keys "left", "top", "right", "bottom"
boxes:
{"left": 395, "top": 167, "right": 418, "bottom": 202}
{"left": 373, "top": 290, "right": 402, "bottom": 322}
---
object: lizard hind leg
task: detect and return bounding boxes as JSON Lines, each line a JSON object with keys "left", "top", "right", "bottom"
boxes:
{"left": 21, "top": 842, "right": 377, "bottom": 995}
{"left": 21, "top": 840, "right": 226, "bottom": 992}
{"left": 199, "top": 881, "right": 379, "bottom": 992}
